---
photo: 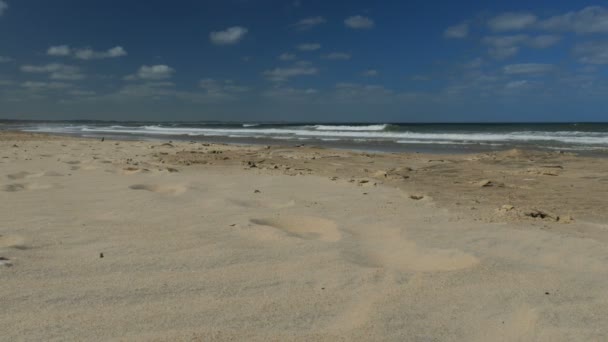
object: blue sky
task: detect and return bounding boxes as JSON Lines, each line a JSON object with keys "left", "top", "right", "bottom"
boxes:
{"left": 1, "top": 0, "right": 608, "bottom": 122}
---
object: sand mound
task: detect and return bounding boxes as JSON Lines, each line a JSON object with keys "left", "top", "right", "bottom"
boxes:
{"left": 129, "top": 184, "right": 188, "bottom": 195}
{"left": 351, "top": 228, "right": 479, "bottom": 272}
{"left": 0, "top": 235, "right": 26, "bottom": 249}
{"left": 250, "top": 216, "right": 342, "bottom": 242}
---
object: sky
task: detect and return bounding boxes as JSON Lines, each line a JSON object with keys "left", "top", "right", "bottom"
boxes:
{"left": 1, "top": 0, "right": 608, "bottom": 122}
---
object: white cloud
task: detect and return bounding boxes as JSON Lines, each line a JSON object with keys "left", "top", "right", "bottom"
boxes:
{"left": 466, "top": 57, "right": 484, "bottom": 68}
{"left": 279, "top": 53, "right": 297, "bottom": 61}
{"left": 334, "top": 83, "right": 394, "bottom": 103}
{"left": 263, "top": 87, "right": 318, "bottom": 100}
{"left": 0, "top": 0, "right": 7, "bottom": 16}
{"left": 539, "top": 6, "right": 608, "bottom": 33}
{"left": 69, "top": 89, "right": 96, "bottom": 96}
{"left": 198, "top": 78, "right": 249, "bottom": 99}
{"left": 297, "top": 43, "right": 321, "bottom": 51}
{"left": 505, "top": 80, "right": 530, "bottom": 89}
{"left": 322, "top": 52, "right": 352, "bottom": 60}
{"left": 20, "top": 63, "right": 85, "bottom": 80}
{"left": 444, "top": 22, "right": 469, "bottom": 39}
{"left": 263, "top": 66, "right": 318, "bottom": 82}
{"left": 488, "top": 12, "right": 537, "bottom": 31}
{"left": 117, "top": 82, "right": 175, "bottom": 97}
{"left": 503, "top": 63, "right": 554, "bottom": 75}
{"left": 210, "top": 26, "right": 248, "bottom": 45}
{"left": 47, "top": 45, "right": 127, "bottom": 60}
{"left": 74, "top": 46, "right": 127, "bottom": 60}
{"left": 345, "top": 15, "right": 374, "bottom": 29}
{"left": 20, "top": 81, "right": 72, "bottom": 90}
{"left": 527, "top": 35, "right": 561, "bottom": 48}
{"left": 293, "top": 16, "right": 326, "bottom": 30}
{"left": 47, "top": 45, "right": 71, "bottom": 56}
{"left": 125, "top": 65, "right": 175, "bottom": 80}
{"left": 362, "top": 69, "right": 379, "bottom": 77}
{"left": 0, "top": 56, "right": 12, "bottom": 63}
{"left": 573, "top": 42, "right": 608, "bottom": 64}
{"left": 482, "top": 34, "right": 560, "bottom": 59}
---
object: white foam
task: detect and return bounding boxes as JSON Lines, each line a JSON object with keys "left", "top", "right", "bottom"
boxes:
{"left": 23, "top": 125, "right": 608, "bottom": 147}
{"left": 312, "top": 124, "right": 388, "bottom": 131}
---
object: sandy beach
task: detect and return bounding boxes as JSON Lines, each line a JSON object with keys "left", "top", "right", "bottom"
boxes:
{"left": 2, "top": 131, "right": 608, "bottom": 341}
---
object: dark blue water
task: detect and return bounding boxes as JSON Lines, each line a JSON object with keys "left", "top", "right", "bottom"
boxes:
{"left": 2, "top": 120, "right": 608, "bottom": 154}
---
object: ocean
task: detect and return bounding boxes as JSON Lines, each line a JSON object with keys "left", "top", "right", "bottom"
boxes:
{"left": 2, "top": 120, "right": 608, "bottom": 155}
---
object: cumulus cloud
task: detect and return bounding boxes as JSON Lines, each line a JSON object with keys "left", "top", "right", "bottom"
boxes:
{"left": 125, "top": 65, "right": 175, "bottom": 80}
{"left": 293, "top": 16, "right": 326, "bottom": 30}
{"left": 0, "top": 56, "right": 12, "bottom": 63}
{"left": 444, "top": 22, "right": 469, "bottom": 39}
{"left": 263, "top": 66, "right": 318, "bottom": 82}
{"left": 539, "top": 6, "right": 608, "bottom": 33}
{"left": 527, "top": 35, "right": 562, "bottom": 48}
{"left": 0, "top": 0, "right": 7, "bottom": 16}
{"left": 20, "top": 81, "right": 72, "bottom": 90}
{"left": 345, "top": 15, "right": 374, "bottom": 29}
{"left": 263, "top": 87, "right": 319, "bottom": 100}
{"left": 210, "top": 26, "right": 248, "bottom": 45}
{"left": 47, "top": 45, "right": 127, "bottom": 60}
{"left": 334, "top": 83, "right": 394, "bottom": 103}
{"left": 199, "top": 78, "right": 249, "bottom": 99}
{"left": 488, "top": 12, "right": 537, "bottom": 31}
{"left": 74, "top": 46, "right": 127, "bottom": 60}
{"left": 20, "top": 63, "right": 85, "bottom": 80}
{"left": 279, "top": 53, "right": 297, "bottom": 61}
{"left": 573, "top": 42, "right": 608, "bottom": 64}
{"left": 503, "top": 63, "right": 554, "bottom": 75}
{"left": 482, "top": 34, "right": 561, "bottom": 59}
{"left": 47, "top": 45, "right": 71, "bottom": 56}
{"left": 322, "top": 52, "right": 352, "bottom": 60}
{"left": 505, "top": 80, "right": 531, "bottom": 89}
{"left": 297, "top": 43, "right": 321, "bottom": 51}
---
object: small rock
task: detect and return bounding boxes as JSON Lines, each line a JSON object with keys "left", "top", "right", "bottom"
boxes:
{"left": 99, "top": 253, "right": 104, "bottom": 259}
{"left": 410, "top": 195, "right": 424, "bottom": 200}
{"left": 525, "top": 209, "right": 557, "bottom": 221}
{"left": 0, "top": 257, "right": 12, "bottom": 267}
{"left": 254, "top": 189, "right": 261, "bottom": 194}
{"left": 501, "top": 204, "right": 515, "bottom": 211}
{"left": 166, "top": 167, "right": 179, "bottom": 173}
{"left": 477, "top": 180, "right": 493, "bottom": 187}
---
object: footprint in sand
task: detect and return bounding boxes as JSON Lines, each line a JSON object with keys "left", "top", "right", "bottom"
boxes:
{"left": 347, "top": 228, "right": 478, "bottom": 272}
{"left": 228, "top": 198, "right": 296, "bottom": 209}
{"left": 129, "top": 184, "right": 188, "bottom": 195}
{"left": 43, "top": 171, "right": 64, "bottom": 177}
{"left": 2, "top": 183, "right": 55, "bottom": 192}
{"left": 250, "top": 216, "right": 342, "bottom": 242}
{"left": 6, "top": 171, "right": 37, "bottom": 180}
{"left": 0, "top": 235, "right": 27, "bottom": 250}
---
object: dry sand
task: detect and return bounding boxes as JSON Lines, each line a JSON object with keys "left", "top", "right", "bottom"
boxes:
{"left": 2, "top": 131, "right": 608, "bottom": 341}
